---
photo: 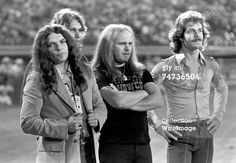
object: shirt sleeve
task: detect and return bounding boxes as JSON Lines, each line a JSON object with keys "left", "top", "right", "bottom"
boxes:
{"left": 93, "top": 69, "right": 112, "bottom": 89}
{"left": 151, "top": 62, "right": 165, "bottom": 84}
{"left": 20, "top": 72, "right": 69, "bottom": 140}
{"left": 142, "top": 69, "right": 154, "bottom": 85}
{"left": 211, "top": 59, "right": 228, "bottom": 122}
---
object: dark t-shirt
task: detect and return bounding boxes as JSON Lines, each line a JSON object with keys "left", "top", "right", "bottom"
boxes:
{"left": 94, "top": 66, "right": 154, "bottom": 144}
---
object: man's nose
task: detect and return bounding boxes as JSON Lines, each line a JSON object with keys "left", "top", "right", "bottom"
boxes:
{"left": 74, "top": 30, "right": 80, "bottom": 38}
{"left": 124, "top": 44, "right": 129, "bottom": 50}
{"left": 56, "top": 43, "right": 63, "bottom": 51}
{"left": 194, "top": 31, "right": 201, "bottom": 38}
{"left": 74, "top": 30, "right": 84, "bottom": 38}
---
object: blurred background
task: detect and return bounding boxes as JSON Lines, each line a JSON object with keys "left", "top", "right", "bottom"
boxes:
{"left": 0, "top": 0, "right": 236, "bottom": 162}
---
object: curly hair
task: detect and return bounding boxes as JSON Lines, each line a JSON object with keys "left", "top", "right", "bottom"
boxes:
{"left": 169, "top": 10, "right": 210, "bottom": 54}
{"left": 31, "top": 24, "right": 90, "bottom": 94}
{"left": 91, "top": 24, "right": 144, "bottom": 78}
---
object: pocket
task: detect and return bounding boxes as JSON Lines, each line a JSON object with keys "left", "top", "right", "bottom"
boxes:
{"left": 37, "top": 137, "right": 65, "bottom": 152}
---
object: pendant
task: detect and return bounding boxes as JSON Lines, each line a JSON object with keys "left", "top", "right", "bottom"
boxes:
{"left": 123, "top": 75, "right": 127, "bottom": 81}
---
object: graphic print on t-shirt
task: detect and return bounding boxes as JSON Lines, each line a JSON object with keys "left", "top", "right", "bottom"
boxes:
{"left": 112, "top": 76, "right": 143, "bottom": 91}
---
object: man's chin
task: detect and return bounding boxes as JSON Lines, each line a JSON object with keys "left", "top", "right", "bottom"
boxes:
{"left": 76, "top": 40, "right": 83, "bottom": 47}
{"left": 77, "top": 44, "right": 83, "bottom": 49}
{"left": 188, "top": 44, "right": 202, "bottom": 50}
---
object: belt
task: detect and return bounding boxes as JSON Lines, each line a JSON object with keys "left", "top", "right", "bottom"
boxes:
{"left": 169, "top": 119, "right": 209, "bottom": 127}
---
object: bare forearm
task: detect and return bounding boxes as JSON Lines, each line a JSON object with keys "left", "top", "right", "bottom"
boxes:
{"left": 147, "top": 110, "right": 162, "bottom": 128}
{"left": 116, "top": 90, "right": 149, "bottom": 109}
{"left": 100, "top": 86, "right": 148, "bottom": 109}
{"left": 130, "top": 92, "right": 163, "bottom": 111}
{"left": 129, "top": 83, "right": 164, "bottom": 111}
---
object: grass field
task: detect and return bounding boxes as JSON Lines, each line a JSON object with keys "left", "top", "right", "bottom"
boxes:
{"left": 0, "top": 88, "right": 236, "bottom": 163}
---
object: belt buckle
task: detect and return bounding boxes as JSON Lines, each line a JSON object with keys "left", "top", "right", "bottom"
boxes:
{"left": 197, "top": 119, "right": 205, "bottom": 127}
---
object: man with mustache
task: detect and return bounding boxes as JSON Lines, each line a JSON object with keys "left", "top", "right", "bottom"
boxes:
{"left": 152, "top": 10, "right": 228, "bottom": 163}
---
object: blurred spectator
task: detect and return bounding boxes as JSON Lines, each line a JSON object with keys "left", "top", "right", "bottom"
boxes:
{"left": 2, "top": 0, "right": 236, "bottom": 46}
{"left": 0, "top": 70, "right": 7, "bottom": 85}
{"left": 11, "top": 58, "right": 25, "bottom": 78}
{"left": 11, "top": 58, "right": 25, "bottom": 105}
{"left": 143, "top": 55, "right": 162, "bottom": 71}
{"left": 0, "top": 57, "right": 14, "bottom": 106}
{"left": 0, "top": 57, "right": 13, "bottom": 74}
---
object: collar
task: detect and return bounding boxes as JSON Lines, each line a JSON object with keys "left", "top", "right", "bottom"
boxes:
{"left": 175, "top": 52, "right": 206, "bottom": 65}
{"left": 55, "top": 65, "right": 72, "bottom": 76}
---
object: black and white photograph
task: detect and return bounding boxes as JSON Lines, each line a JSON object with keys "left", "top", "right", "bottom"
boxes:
{"left": 0, "top": 0, "right": 235, "bottom": 163}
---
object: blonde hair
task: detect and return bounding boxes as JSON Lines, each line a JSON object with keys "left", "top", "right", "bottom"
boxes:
{"left": 91, "top": 24, "right": 143, "bottom": 77}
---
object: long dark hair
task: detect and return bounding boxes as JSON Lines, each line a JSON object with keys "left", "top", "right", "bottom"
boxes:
{"left": 31, "top": 24, "right": 90, "bottom": 94}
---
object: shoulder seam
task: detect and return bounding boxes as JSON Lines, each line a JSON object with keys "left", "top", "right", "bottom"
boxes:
{"left": 26, "top": 71, "right": 40, "bottom": 81}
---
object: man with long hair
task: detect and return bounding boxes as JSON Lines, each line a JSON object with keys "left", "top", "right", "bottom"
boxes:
{"left": 22, "top": 8, "right": 87, "bottom": 94}
{"left": 91, "top": 24, "right": 164, "bottom": 163}
{"left": 50, "top": 8, "right": 87, "bottom": 49}
{"left": 20, "top": 24, "right": 106, "bottom": 163}
{"left": 152, "top": 10, "right": 228, "bottom": 163}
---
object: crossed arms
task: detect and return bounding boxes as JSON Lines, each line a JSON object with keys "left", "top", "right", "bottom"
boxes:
{"left": 100, "top": 81, "right": 163, "bottom": 111}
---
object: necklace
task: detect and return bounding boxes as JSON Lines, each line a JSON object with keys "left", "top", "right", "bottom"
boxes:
{"left": 58, "top": 71, "right": 68, "bottom": 76}
{"left": 57, "top": 68, "right": 82, "bottom": 114}
{"left": 121, "top": 66, "right": 127, "bottom": 81}
{"left": 55, "top": 66, "right": 72, "bottom": 90}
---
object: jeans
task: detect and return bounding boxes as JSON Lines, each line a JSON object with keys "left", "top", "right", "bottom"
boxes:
{"left": 167, "top": 119, "right": 213, "bottom": 163}
{"left": 99, "top": 143, "right": 152, "bottom": 163}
